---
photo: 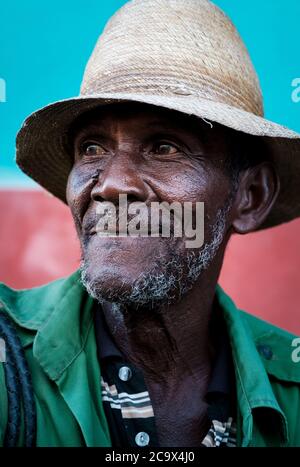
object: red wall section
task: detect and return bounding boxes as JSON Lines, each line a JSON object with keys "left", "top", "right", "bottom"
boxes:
{"left": 1, "top": 190, "right": 300, "bottom": 334}
{"left": 0, "top": 190, "right": 79, "bottom": 288}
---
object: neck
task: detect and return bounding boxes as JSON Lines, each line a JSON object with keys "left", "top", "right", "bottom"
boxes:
{"left": 102, "top": 259, "right": 225, "bottom": 446}
{"left": 102, "top": 264, "right": 221, "bottom": 387}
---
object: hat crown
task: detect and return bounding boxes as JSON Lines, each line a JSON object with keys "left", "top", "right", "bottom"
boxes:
{"left": 81, "top": 0, "right": 263, "bottom": 116}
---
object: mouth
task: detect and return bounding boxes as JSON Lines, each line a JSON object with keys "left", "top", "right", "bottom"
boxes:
{"left": 83, "top": 204, "right": 180, "bottom": 240}
{"left": 89, "top": 227, "right": 152, "bottom": 237}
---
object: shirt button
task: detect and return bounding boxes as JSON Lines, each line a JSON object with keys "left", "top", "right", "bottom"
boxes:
{"left": 135, "top": 432, "right": 150, "bottom": 447}
{"left": 118, "top": 366, "right": 132, "bottom": 381}
{"left": 257, "top": 344, "right": 273, "bottom": 360}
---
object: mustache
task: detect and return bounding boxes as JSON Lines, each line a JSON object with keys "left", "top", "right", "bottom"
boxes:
{"left": 81, "top": 203, "right": 179, "bottom": 237}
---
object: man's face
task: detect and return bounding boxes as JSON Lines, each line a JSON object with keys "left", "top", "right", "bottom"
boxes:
{"left": 67, "top": 103, "right": 233, "bottom": 307}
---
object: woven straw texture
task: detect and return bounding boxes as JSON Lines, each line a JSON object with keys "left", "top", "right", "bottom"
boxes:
{"left": 16, "top": 0, "right": 300, "bottom": 228}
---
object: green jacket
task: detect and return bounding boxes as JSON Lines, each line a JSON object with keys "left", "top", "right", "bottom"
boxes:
{"left": 0, "top": 270, "right": 300, "bottom": 447}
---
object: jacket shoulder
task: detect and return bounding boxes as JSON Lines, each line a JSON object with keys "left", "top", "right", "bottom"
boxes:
{"left": 0, "top": 270, "right": 81, "bottom": 330}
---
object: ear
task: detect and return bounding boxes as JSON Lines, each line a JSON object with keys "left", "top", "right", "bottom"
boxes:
{"left": 231, "top": 163, "right": 280, "bottom": 234}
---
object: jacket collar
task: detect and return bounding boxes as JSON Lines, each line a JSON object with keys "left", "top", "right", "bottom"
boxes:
{"left": 216, "top": 286, "right": 289, "bottom": 446}
{"left": 0, "top": 270, "right": 94, "bottom": 380}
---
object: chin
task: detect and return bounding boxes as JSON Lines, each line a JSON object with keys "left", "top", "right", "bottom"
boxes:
{"left": 83, "top": 233, "right": 177, "bottom": 278}
{"left": 79, "top": 249, "right": 178, "bottom": 307}
{"left": 79, "top": 234, "right": 203, "bottom": 307}
{"left": 79, "top": 246, "right": 158, "bottom": 304}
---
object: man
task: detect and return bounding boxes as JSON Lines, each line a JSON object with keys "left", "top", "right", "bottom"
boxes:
{"left": 1, "top": 0, "right": 300, "bottom": 447}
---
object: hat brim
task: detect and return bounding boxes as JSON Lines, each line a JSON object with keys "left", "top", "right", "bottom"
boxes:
{"left": 16, "top": 92, "right": 300, "bottom": 229}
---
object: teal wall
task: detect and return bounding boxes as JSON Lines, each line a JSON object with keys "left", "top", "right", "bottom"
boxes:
{"left": 0, "top": 0, "right": 299, "bottom": 186}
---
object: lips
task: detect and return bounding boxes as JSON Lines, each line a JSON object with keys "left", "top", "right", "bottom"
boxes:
{"left": 82, "top": 203, "right": 179, "bottom": 239}
{"left": 83, "top": 208, "right": 149, "bottom": 237}
{"left": 91, "top": 226, "right": 148, "bottom": 236}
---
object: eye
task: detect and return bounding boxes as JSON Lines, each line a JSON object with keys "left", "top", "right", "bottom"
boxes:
{"left": 152, "top": 143, "right": 179, "bottom": 155}
{"left": 80, "top": 142, "right": 107, "bottom": 157}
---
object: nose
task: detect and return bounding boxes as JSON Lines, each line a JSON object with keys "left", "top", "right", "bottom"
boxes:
{"left": 91, "top": 154, "right": 151, "bottom": 203}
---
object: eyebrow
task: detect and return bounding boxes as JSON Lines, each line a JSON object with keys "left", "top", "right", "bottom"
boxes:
{"left": 146, "top": 119, "right": 190, "bottom": 132}
{"left": 146, "top": 118, "right": 213, "bottom": 141}
{"left": 72, "top": 123, "right": 114, "bottom": 144}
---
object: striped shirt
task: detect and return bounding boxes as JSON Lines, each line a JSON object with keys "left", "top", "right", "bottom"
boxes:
{"left": 94, "top": 303, "right": 237, "bottom": 448}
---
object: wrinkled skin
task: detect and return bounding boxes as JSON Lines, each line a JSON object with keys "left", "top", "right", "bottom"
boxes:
{"left": 67, "top": 102, "right": 279, "bottom": 446}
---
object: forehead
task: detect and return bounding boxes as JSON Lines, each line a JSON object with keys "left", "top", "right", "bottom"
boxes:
{"left": 69, "top": 102, "right": 229, "bottom": 145}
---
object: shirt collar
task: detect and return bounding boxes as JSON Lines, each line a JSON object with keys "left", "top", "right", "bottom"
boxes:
{"left": 94, "top": 301, "right": 123, "bottom": 360}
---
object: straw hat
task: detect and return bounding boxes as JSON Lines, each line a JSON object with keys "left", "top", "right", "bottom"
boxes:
{"left": 16, "top": 0, "right": 300, "bottom": 229}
